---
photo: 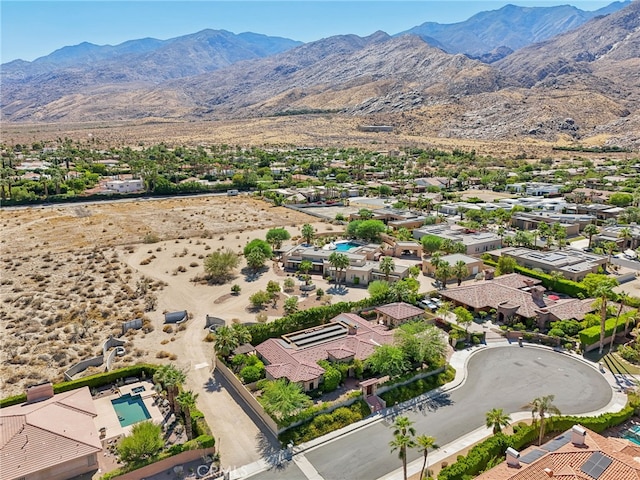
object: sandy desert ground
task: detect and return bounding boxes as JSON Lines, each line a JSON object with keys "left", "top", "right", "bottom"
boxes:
{"left": 0, "top": 194, "right": 352, "bottom": 398}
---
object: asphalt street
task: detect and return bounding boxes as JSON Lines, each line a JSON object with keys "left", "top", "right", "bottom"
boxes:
{"left": 248, "top": 346, "right": 612, "bottom": 480}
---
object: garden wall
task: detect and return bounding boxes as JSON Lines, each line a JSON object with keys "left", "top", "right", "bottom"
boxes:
{"left": 376, "top": 366, "right": 445, "bottom": 396}
{"left": 108, "top": 448, "right": 215, "bottom": 480}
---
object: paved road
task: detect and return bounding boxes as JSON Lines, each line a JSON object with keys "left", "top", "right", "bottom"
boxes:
{"left": 248, "top": 346, "right": 612, "bottom": 480}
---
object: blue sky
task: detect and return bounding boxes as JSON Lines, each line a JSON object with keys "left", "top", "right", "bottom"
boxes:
{"left": 2, "top": 1, "right": 615, "bottom": 62}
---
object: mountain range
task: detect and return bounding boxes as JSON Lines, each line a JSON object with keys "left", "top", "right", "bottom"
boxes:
{"left": 1, "top": 1, "right": 639, "bottom": 148}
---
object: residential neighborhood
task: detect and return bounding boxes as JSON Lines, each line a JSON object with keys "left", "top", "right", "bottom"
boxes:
{"left": 2, "top": 140, "right": 640, "bottom": 480}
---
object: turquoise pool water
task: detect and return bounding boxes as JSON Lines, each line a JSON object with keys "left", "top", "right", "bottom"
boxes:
{"left": 335, "top": 241, "right": 361, "bottom": 252}
{"left": 622, "top": 425, "right": 640, "bottom": 446}
{"left": 111, "top": 394, "right": 151, "bottom": 427}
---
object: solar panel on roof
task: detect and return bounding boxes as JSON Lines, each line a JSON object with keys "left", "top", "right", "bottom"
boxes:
{"left": 580, "top": 451, "right": 613, "bottom": 480}
{"left": 542, "top": 433, "right": 571, "bottom": 452}
{"left": 519, "top": 449, "right": 546, "bottom": 464}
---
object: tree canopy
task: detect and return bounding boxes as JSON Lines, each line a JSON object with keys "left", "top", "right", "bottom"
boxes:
{"left": 204, "top": 249, "right": 240, "bottom": 283}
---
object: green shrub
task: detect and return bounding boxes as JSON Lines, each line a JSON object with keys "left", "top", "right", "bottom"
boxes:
{"left": 380, "top": 366, "right": 455, "bottom": 407}
{"left": 278, "top": 401, "right": 370, "bottom": 445}
{"left": 240, "top": 364, "right": 265, "bottom": 384}
{"left": 579, "top": 317, "right": 623, "bottom": 347}
{"left": 619, "top": 345, "right": 640, "bottom": 363}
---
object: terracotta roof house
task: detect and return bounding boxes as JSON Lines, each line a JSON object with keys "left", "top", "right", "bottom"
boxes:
{"left": 476, "top": 425, "right": 640, "bottom": 480}
{"left": 0, "top": 384, "right": 102, "bottom": 480}
{"left": 439, "top": 273, "right": 595, "bottom": 329}
{"left": 255, "top": 313, "right": 395, "bottom": 391}
{"left": 374, "top": 302, "right": 426, "bottom": 327}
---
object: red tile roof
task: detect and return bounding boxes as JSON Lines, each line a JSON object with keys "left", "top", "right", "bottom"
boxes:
{"left": 256, "top": 313, "right": 395, "bottom": 384}
{"left": 0, "top": 387, "right": 101, "bottom": 480}
{"left": 375, "top": 302, "right": 424, "bottom": 321}
{"left": 440, "top": 274, "right": 595, "bottom": 321}
{"left": 476, "top": 426, "right": 640, "bottom": 480}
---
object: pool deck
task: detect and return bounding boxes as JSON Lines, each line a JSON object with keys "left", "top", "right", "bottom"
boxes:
{"left": 93, "top": 380, "right": 164, "bottom": 442}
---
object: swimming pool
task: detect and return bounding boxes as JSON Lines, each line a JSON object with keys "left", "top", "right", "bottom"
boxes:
{"left": 335, "top": 241, "right": 361, "bottom": 252}
{"left": 622, "top": 425, "right": 640, "bottom": 446}
{"left": 111, "top": 394, "right": 151, "bottom": 427}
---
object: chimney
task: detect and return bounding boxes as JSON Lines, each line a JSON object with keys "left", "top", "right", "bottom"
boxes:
{"left": 506, "top": 447, "right": 520, "bottom": 467}
{"left": 524, "top": 279, "right": 534, "bottom": 287}
{"left": 572, "top": 425, "right": 587, "bottom": 446}
{"left": 26, "top": 382, "right": 54, "bottom": 403}
{"left": 531, "top": 286, "right": 545, "bottom": 303}
{"left": 348, "top": 324, "right": 359, "bottom": 335}
{"left": 544, "top": 468, "right": 554, "bottom": 477}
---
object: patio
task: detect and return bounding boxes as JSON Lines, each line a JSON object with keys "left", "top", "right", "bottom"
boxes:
{"left": 92, "top": 379, "right": 165, "bottom": 442}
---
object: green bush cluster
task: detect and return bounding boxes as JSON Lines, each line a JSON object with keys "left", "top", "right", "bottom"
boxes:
{"left": 579, "top": 317, "right": 622, "bottom": 347}
{"left": 1, "top": 364, "right": 159, "bottom": 408}
{"left": 278, "top": 401, "right": 370, "bottom": 445}
{"left": 380, "top": 366, "right": 455, "bottom": 407}
{"left": 438, "top": 434, "right": 512, "bottom": 480}
{"left": 191, "top": 409, "right": 212, "bottom": 437}
{"left": 101, "top": 434, "right": 215, "bottom": 480}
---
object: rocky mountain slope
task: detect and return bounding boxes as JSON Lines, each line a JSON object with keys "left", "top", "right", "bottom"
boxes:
{"left": 397, "top": 1, "right": 630, "bottom": 57}
{"left": 1, "top": 2, "right": 638, "bottom": 148}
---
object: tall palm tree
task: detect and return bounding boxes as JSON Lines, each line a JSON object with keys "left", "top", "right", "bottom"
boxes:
{"left": 153, "top": 365, "right": 186, "bottom": 414}
{"left": 609, "top": 292, "right": 628, "bottom": 352}
{"left": 435, "top": 261, "right": 452, "bottom": 289}
{"left": 485, "top": 408, "right": 512, "bottom": 434}
{"left": 328, "top": 252, "right": 350, "bottom": 286}
{"left": 301, "top": 223, "right": 315, "bottom": 245}
{"left": 176, "top": 390, "right": 199, "bottom": 440}
{"left": 415, "top": 435, "right": 437, "bottom": 480}
{"left": 380, "top": 256, "right": 396, "bottom": 282}
{"left": 390, "top": 416, "right": 416, "bottom": 480}
{"left": 604, "top": 241, "right": 617, "bottom": 271}
{"left": 523, "top": 395, "right": 561, "bottom": 445}
{"left": 452, "top": 260, "right": 468, "bottom": 286}
{"left": 584, "top": 274, "right": 619, "bottom": 354}
{"left": 583, "top": 223, "right": 599, "bottom": 249}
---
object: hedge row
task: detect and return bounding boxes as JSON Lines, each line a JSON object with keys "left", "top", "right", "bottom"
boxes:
{"left": 0, "top": 364, "right": 160, "bottom": 408}
{"left": 579, "top": 317, "right": 623, "bottom": 347}
{"left": 247, "top": 297, "right": 381, "bottom": 345}
{"left": 438, "top": 406, "right": 636, "bottom": 480}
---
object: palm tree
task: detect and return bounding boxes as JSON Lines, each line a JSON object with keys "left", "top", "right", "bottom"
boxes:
{"left": 176, "top": 390, "right": 199, "bottom": 440}
{"left": 390, "top": 416, "right": 416, "bottom": 480}
{"left": 584, "top": 274, "right": 619, "bottom": 354}
{"left": 485, "top": 408, "right": 512, "bottom": 434}
{"left": 452, "top": 260, "right": 468, "bottom": 286}
{"left": 301, "top": 223, "right": 315, "bottom": 245}
{"left": 618, "top": 227, "right": 633, "bottom": 250}
{"left": 153, "top": 365, "right": 186, "bottom": 414}
{"left": 436, "top": 301, "right": 453, "bottom": 322}
{"left": 328, "top": 252, "right": 350, "bottom": 286}
{"left": 415, "top": 435, "right": 437, "bottom": 480}
{"left": 380, "top": 256, "right": 396, "bottom": 282}
{"left": 435, "top": 261, "right": 452, "bottom": 289}
{"left": 604, "top": 241, "right": 617, "bottom": 271}
{"left": 583, "top": 223, "right": 599, "bottom": 249}
{"left": 609, "top": 292, "right": 628, "bottom": 352}
{"left": 213, "top": 325, "right": 239, "bottom": 358}
{"left": 524, "top": 395, "right": 561, "bottom": 446}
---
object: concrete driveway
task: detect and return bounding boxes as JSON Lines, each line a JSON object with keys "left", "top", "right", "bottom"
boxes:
{"left": 246, "top": 345, "right": 613, "bottom": 480}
